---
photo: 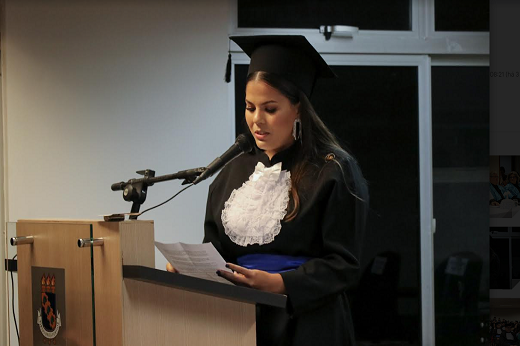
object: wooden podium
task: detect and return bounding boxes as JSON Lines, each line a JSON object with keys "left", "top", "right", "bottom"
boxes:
{"left": 14, "top": 220, "right": 286, "bottom": 346}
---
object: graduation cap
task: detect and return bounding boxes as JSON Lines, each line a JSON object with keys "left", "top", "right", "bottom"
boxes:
{"left": 228, "top": 35, "right": 336, "bottom": 98}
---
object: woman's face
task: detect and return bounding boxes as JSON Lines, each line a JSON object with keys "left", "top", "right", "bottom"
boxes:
{"left": 245, "top": 79, "right": 299, "bottom": 159}
{"left": 511, "top": 175, "right": 518, "bottom": 184}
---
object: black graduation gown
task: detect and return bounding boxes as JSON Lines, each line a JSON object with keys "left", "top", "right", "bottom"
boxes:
{"left": 203, "top": 143, "right": 368, "bottom": 346}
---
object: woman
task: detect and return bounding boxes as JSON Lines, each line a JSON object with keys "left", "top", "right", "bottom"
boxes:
{"left": 169, "top": 35, "right": 368, "bottom": 345}
{"left": 505, "top": 171, "right": 520, "bottom": 200}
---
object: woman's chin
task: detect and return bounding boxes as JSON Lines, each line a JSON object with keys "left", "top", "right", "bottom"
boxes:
{"left": 254, "top": 140, "right": 268, "bottom": 150}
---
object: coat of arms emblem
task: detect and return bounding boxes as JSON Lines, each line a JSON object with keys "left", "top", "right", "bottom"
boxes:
{"left": 37, "top": 274, "right": 62, "bottom": 343}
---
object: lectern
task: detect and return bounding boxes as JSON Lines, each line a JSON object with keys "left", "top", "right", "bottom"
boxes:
{"left": 12, "top": 220, "right": 286, "bottom": 346}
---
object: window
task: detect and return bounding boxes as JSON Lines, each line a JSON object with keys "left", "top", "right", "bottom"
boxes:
{"left": 434, "top": 0, "right": 489, "bottom": 32}
{"left": 229, "top": 1, "right": 489, "bottom": 343}
{"left": 237, "top": 0, "right": 412, "bottom": 31}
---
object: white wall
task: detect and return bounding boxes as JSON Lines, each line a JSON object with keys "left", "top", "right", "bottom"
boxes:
{"left": 0, "top": 69, "right": 7, "bottom": 344}
{"left": 2, "top": 2, "right": 231, "bottom": 340}
{"left": 4, "top": 0, "right": 231, "bottom": 255}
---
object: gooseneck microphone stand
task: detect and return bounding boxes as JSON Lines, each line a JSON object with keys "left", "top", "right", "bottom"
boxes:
{"left": 111, "top": 167, "right": 206, "bottom": 219}
{"left": 111, "top": 134, "right": 253, "bottom": 220}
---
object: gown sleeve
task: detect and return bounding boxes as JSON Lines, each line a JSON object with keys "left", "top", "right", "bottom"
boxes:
{"left": 202, "top": 182, "right": 236, "bottom": 263}
{"left": 280, "top": 158, "right": 367, "bottom": 316}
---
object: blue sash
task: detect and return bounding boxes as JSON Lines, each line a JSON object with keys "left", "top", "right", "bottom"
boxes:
{"left": 237, "top": 254, "right": 312, "bottom": 274}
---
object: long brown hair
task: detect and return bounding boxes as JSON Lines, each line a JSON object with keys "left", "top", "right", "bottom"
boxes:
{"left": 246, "top": 71, "right": 367, "bottom": 221}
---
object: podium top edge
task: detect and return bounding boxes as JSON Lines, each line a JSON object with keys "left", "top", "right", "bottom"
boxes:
{"left": 123, "top": 265, "right": 287, "bottom": 309}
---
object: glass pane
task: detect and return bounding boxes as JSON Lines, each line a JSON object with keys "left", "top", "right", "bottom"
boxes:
{"left": 512, "top": 239, "right": 520, "bottom": 281}
{"left": 490, "top": 237, "right": 510, "bottom": 289}
{"left": 89, "top": 224, "right": 97, "bottom": 345}
{"left": 238, "top": 0, "right": 412, "bottom": 31}
{"left": 6, "top": 222, "right": 18, "bottom": 345}
{"left": 432, "top": 66, "right": 489, "bottom": 345}
{"left": 6, "top": 222, "right": 17, "bottom": 267}
{"left": 235, "top": 64, "right": 421, "bottom": 344}
{"left": 432, "top": 67, "right": 489, "bottom": 168}
{"left": 434, "top": 0, "right": 489, "bottom": 32}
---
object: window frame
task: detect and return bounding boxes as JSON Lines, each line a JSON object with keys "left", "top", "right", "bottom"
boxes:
{"left": 228, "top": 53, "right": 435, "bottom": 345}
{"left": 229, "top": 0, "right": 489, "bottom": 55}
{"left": 228, "top": 1, "right": 489, "bottom": 343}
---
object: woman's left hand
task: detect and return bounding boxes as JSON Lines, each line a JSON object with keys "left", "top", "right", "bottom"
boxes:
{"left": 217, "top": 263, "right": 286, "bottom": 294}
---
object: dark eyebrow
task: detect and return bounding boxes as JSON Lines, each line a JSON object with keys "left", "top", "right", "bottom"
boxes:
{"left": 245, "top": 100, "right": 278, "bottom": 105}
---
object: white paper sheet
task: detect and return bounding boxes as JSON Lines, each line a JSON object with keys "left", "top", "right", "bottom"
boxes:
{"left": 155, "top": 241, "right": 233, "bottom": 284}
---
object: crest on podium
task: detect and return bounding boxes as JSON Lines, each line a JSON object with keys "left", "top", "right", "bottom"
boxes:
{"left": 32, "top": 267, "right": 66, "bottom": 345}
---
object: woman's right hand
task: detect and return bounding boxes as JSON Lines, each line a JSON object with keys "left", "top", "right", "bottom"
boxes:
{"left": 166, "top": 262, "right": 179, "bottom": 273}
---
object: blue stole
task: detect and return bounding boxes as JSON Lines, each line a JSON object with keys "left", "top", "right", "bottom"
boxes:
{"left": 237, "top": 254, "right": 312, "bottom": 274}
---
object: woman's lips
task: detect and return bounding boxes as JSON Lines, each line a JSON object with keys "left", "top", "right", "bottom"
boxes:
{"left": 254, "top": 130, "right": 270, "bottom": 141}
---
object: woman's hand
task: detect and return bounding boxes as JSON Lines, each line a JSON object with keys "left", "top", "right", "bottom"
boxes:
{"left": 166, "top": 262, "right": 179, "bottom": 273}
{"left": 217, "top": 263, "right": 286, "bottom": 294}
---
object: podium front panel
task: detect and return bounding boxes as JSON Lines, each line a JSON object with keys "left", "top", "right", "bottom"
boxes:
{"left": 16, "top": 221, "right": 95, "bottom": 346}
{"left": 122, "top": 279, "right": 256, "bottom": 346}
{"left": 91, "top": 220, "right": 155, "bottom": 346}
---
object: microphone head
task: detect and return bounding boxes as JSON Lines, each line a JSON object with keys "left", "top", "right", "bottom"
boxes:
{"left": 236, "top": 134, "right": 253, "bottom": 154}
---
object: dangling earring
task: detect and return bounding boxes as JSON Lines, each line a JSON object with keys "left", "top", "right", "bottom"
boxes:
{"left": 292, "top": 118, "right": 302, "bottom": 141}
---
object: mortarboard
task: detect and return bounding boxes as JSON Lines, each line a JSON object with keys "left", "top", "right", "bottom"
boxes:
{"left": 230, "top": 35, "right": 336, "bottom": 98}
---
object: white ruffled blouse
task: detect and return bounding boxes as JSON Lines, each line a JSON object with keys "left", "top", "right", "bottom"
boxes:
{"left": 221, "top": 162, "right": 291, "bottom": 247}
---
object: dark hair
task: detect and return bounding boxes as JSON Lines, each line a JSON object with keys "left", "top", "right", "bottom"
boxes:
{"left": 246, "top": 71, "right": 367, "bottom": 221}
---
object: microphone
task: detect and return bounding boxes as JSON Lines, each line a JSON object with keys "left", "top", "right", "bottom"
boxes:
{"left": 192, "top": 134, "right": 253, "bottom": 185}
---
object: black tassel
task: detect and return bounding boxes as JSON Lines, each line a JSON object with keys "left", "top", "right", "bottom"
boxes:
{"left": 225, "top": 53, "right": 232, "bottom": 83}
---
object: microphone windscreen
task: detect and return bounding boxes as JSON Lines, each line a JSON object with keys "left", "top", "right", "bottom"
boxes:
{"left": 236, "top": 134, "right": 253, "bottom": 154}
